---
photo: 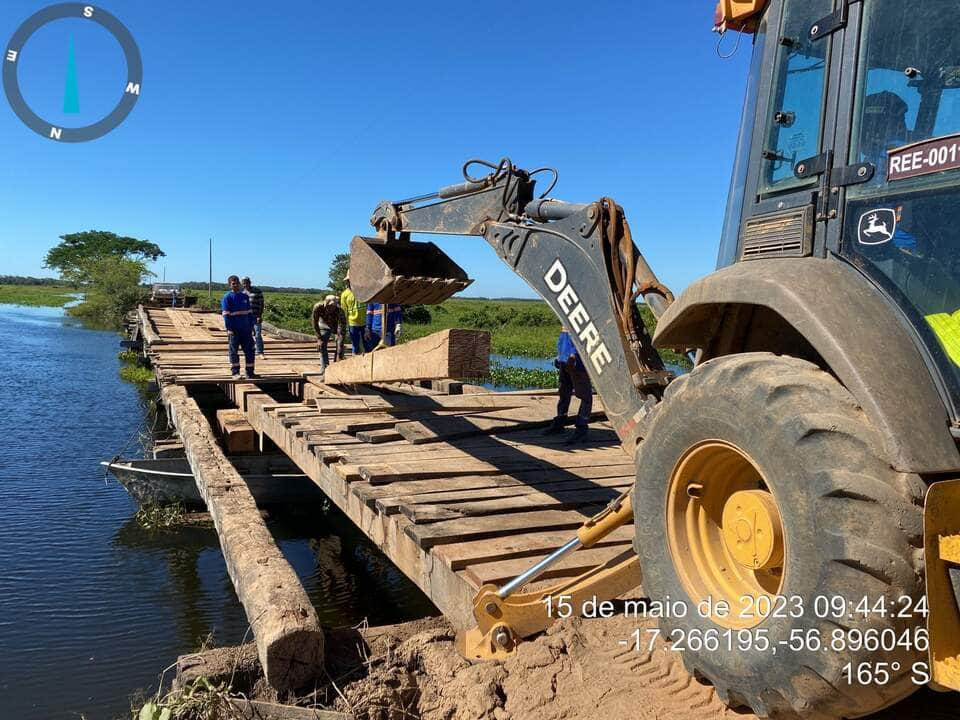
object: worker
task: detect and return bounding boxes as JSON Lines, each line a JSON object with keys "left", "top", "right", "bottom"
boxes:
{"left": 859, "top": 90, "right": 910, "bottom": 184}
{"left": 544, "top": 326, "right": 592, "bottom": 444}
{"left": 241, "top": 276, "right": 265, "bottom": 357}
{"left": 364, "top": 302, "right": 403, "bottom": 350}
{"left": 222, "top": 275, "right": 258, "bottom": 379}
{"left": 340, "top": 272, "right": 366, "bottom": 356}
{"left": 312, "top": 294, "right": 345, "bottom": 371}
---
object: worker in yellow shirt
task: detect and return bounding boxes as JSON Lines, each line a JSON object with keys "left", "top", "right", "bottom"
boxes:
{"left": 339, "top": 272, "right": 366, "bottom": 357}
{"left": 927, "top": 310, "right": 960, "bottom": 367}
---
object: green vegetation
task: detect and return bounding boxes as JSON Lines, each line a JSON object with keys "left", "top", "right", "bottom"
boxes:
{"left": 120, "top": 365, "right": 155, "bottom": 384}
{"left": 68, "top": 256, "right": 151, "bottom": 326}
{"left": 328, "top": 252, "right": 350, "bottom": 294}
{"left": 404, "top": 298, "right": 560, "bottom": 356}
{"left": 483, "top": 362, "right": 559, "bottom": 389}
{"left": 118, "top": 350, "right": 155, "bottom": 384}
{"left": 134, "top": 677, "right": 236, "bottom": 720}
{"left": 0, "top": 284, "right": 74, "bottom": 307}
{"left": 44, "top": 230, "right": 164, "bottom": 286}
{"left": 0, "top": 274, "right": 66, "bottom": 286}
{"left": 134, "top": 502, "right": 186, "bottom": 531}
{"left": 40, "top": 230, "right": 164, "bottom": 327}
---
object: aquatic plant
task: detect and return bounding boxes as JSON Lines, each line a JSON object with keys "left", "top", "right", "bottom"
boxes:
{"left": 120, "top": 365, "right": 155, "bottom": 384}
{"left": 483, "top": 362, "right": 559, "bottom": 390}
{"left": 135, "top": 502, "right": 186, "bottom": 531}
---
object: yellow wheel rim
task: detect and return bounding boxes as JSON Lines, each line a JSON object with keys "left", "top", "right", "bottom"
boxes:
{"left": 666, "top": 440, "right": 785, "bottom": 629}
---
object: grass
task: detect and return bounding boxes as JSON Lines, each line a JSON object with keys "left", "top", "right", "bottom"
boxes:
{"left": 0, "top": 283, "right": 74, "bottom": 307}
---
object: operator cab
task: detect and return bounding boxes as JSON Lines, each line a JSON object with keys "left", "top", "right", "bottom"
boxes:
{"left": 719, "top": 0, "right": 960, "bottom": 425}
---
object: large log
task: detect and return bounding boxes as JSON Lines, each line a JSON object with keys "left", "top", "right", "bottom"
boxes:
{"left": 162, "top": 385, "right": 324, "bottom": 690}
{"left": 322, "top": 329, "right": 490, "bottom": 385}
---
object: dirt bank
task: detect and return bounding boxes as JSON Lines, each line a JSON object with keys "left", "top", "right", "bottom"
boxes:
{"left": 175, "top": 614, "right": 958, "bottom": 720}
{"left": 328, "top": 614, "right": 732, "bottom": 720}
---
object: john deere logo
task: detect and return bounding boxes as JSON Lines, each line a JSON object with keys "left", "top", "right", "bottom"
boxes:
{"left": 3, "top": 4, "right": 142, "bottom": 143}
{"left": 858, "top": 208, "right": 897, "bottom": 246}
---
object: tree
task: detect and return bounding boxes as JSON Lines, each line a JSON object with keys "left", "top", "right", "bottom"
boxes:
{"left": 68, "top": 256, "right": 152, "bottom": 326}
{"left": 328, "top": 252, "right": 350, "bottom": 294}
{"left": 45, "top": 230, "right": 164, "bottom": 285}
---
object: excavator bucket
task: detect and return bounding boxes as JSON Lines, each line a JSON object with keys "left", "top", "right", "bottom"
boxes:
{"left": 348, "top": 235, "right": 473, "bottom": 304}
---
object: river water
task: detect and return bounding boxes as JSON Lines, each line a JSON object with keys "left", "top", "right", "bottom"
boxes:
{"left": 0, "top": 304, "right": 434, "bottom": 720}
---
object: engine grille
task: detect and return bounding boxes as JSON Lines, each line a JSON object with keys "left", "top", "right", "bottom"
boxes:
{"left": 740, "top": 205, "right": 814, "bottom": 260}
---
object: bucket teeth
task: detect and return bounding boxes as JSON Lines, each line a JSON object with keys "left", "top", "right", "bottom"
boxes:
{"left": 349, "top": 235, "right": 472, "bottom": 304}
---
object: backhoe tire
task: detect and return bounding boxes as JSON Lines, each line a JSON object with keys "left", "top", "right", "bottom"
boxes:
{"left": 633, "top": 353, "right": 926, "bottom": 719}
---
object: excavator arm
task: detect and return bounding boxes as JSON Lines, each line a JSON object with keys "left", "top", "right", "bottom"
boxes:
{"left": 349, "top": 158, "right": 676, "bottom": 449}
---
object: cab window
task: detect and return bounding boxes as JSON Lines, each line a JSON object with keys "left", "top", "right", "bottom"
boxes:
{"left": 759, "top": 0, "right": 833, "bottom": 196}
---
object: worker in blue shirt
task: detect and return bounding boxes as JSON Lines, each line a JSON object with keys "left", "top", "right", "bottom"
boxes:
{"left": 221, "top": 275, "right": 258, "bottom": 379}
{"left": 364, "top": 303, "right": 403, "bottom": 350}
{"left": 544, "top": 327, "right": 592, "bottom": 444}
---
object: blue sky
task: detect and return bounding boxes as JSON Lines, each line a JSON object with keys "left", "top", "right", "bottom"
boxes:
{"left": 0, "top": 1, "right": 752, "bottom": 298}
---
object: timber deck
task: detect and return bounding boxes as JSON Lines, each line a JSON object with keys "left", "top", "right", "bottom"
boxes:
{"left": 137, "top": 306, "right": 636, "bottom": 630}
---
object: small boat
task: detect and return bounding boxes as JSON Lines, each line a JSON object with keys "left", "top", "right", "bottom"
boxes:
{"left": 101, "top": 456, "right": 324, "bottom": 508}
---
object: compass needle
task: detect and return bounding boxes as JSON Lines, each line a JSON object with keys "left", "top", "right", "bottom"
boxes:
{"left": 63, "top": 36, "right": 79, "bottom": 114}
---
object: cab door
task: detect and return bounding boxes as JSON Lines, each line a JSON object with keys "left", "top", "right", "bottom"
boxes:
{"left": 734, "top": 0, "right": 850, "bottom": 262}
{"left": 838, "top": 0, "right": 960, "bottom": 423}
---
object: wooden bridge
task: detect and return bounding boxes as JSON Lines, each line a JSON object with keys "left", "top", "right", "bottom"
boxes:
{"left": 133, "top": 305, "right": 637, "bottom": 687}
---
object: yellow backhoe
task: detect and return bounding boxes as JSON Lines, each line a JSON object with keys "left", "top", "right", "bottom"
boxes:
{"left": 348, "top": 2, "right": 960, "bottom": 717}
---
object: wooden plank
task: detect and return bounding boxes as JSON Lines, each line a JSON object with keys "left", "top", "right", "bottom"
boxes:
{"left": 399, "top": 484, "right": 629, "bottom": 523}
{"left": 137, "top": 305, "right": 164, "bottom": 345}
{"left": 314, "top": 391, "right": 559, "bottom": 415}
{"left": 405, "top": 508, "right": 603, "bottom": 549}
{"left": 344, "top": 446, "right": 626, "bottom": 484}
{"left": 162, "top": 385, "right": 324, "bottom": 690}
{"left": 462, "top": 543, "right": 635, "bottom": 587}
{"left": 374, "top": 474, "right": 633, "bottom": 516}
{"left": 322, "top": 329, "right": 490, "bottom": 384}
{"left": 350, "top": 463, "right": 636, "bottom": 507}
{"left": 357, "top": 428, "right": 404, "bottom": 443}
{"left": 396, "top": 403, "right": 601, "bottom": 444}
{"left": 433, "top": 526, "right": 636, "bottom": 571}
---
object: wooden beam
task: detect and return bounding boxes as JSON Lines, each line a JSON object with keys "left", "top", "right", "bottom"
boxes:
{"left": 216, "top": 409, "right": 257, "bottom": 453}
{"left": 162, "top": 385, "right": 324, "bottom": 690}
{"left": 322, "top": 329, "right": 490, "bottom": 385}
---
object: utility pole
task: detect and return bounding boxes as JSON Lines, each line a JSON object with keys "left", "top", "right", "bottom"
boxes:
{"left": 208, "top": 238, "right": 213, "bottom": 302}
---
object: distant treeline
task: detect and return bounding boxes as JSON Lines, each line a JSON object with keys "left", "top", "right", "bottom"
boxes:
{"left": 179, "top": 280, "right": 327, "bottom": 294}
{"left": 0, "top": 275, "right": 66, "bottom": 286}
